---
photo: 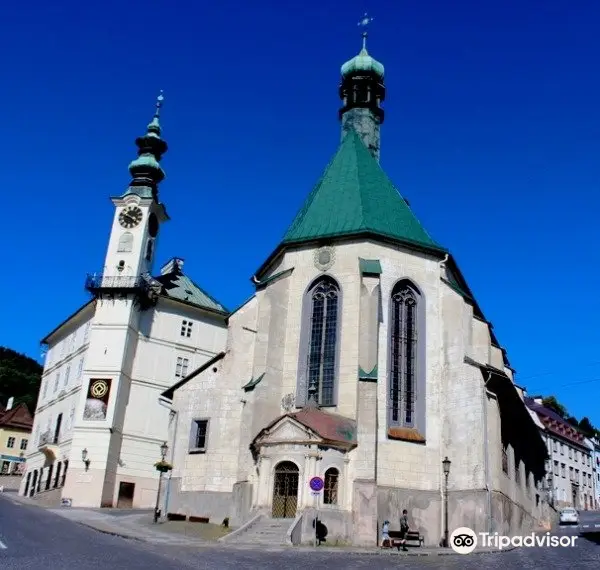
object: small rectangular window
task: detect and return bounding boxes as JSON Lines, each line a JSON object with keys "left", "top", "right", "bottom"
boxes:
{"left": 553, "top": 460, "right": 559, "bottom": 476}
{"left": 64, "top": 365, "right": 70, "bottom": 387}
{"left": 189, "top": 419, "right": 209, "bottom": 453}
{"left": 6, "top": 437, "right": 15, "bottom": 449}
{"left": 569, "top": 447, "right": 572, "bottom": 459}
{"left": 20, "top": 438, "right": 28, "bottom": 450}
{"left": 175, "top": 356, "right": 189, "bottom": 378}
{"left": 180, "top": 320, "right": 193, "bottom": 338}
{"left": 54, "top": 372, "right": 60, "bottom": 393}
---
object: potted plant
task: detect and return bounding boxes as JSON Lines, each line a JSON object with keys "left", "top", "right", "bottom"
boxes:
{"left": 154, "top": 460, "right": 173, "bottom": 473}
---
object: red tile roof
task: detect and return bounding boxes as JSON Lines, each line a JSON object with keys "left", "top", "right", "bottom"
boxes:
{"left": 290, "top": 408, "right": 357, "bottom": 446}
{"left": 0, "top": 403, "right": 33, "bottom": 431}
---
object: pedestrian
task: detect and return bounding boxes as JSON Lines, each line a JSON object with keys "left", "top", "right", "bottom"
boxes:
{"left": 380, "top": 520, "right": 390, "bottom": 547}
{"left": 399, "top": 509, "right": 409, "bottom": 551}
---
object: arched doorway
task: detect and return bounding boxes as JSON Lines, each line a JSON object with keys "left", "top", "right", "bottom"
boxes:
{"left": 272, "top": 461, "right": 299, "bottom": 518}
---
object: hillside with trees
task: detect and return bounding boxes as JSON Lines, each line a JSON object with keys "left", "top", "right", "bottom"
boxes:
{"left": 0, "top": 346, "right": 42, "bottom": 412}
{"left": 541, "top": 395, "right": 600, "bottom": 440}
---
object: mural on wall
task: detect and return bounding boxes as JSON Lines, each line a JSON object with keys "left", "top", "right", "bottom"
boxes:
{"left": 83, "top": 379, "right": 112, "bottom": 420}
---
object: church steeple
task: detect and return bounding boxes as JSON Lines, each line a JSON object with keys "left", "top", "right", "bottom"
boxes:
{"left": 126, "top": 92, "right": 168, "bottom": 201}
{"left": 339, "top": 14, "right": 386, "bottom": 161}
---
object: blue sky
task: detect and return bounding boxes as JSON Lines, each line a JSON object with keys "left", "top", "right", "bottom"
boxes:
{"left": 1, "top": 1, "right": 599, "bottom": 426}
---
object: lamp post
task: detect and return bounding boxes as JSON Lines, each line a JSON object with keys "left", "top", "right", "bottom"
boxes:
{"left": 82, "top": 448, "right": 90, "bottom": 471}
{"left": 154, "top": 441, "right": 168, "bottom": 523}
{"left": 442, "top": 456, "right": 451, "bottom": 547}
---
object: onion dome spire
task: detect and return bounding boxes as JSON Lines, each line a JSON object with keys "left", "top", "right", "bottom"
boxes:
{"left": 126, "top": 92, "right": 168, "bottom": 200}
{"left": 339, "top": 14, "right": 386, "bottom": 162}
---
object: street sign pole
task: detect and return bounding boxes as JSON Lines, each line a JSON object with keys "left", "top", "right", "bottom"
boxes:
{"left": 308, "top": 476, "right": 324, "bottom": 548}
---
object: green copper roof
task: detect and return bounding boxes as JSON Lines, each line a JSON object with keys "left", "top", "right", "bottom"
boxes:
{"left": 282, "top": 130, "right": 445, "bottom": 252}
{"left": 341, "top": 46, "right": 384, "bottom": 78}
{"left": 157, "top": 271, "right": 228, "bottom": 314}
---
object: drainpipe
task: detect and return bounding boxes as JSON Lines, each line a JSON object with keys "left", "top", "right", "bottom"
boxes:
{"left": 438, "top": 253, "right": 449, "bottom": 543}
{"left": 158, "top": 396, "right": 178, "bottom": 518}
{"left": 483, "top": 371, "right": 493, "bottom": 533}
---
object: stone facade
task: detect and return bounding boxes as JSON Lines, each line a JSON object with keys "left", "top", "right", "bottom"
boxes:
{"left": 163, "top": 239, "right": 548, "bottom": 546}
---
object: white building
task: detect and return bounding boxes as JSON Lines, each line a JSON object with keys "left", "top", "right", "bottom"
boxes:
{"left": 158, "top": 36, "right": 550, "bottom": 547}
{"left": 589, "top": 437, "right": 600, "bottom": 510}
{"left": 20, "top": 97, "right": 228, "bottom": 508}
{"left": 526, "top": 398, "right": 595, "bottom": 510}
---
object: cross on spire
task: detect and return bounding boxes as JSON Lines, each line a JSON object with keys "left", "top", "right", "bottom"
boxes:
{"left": 154, "top": 90, "right": 164, "bottom": 119}
{"left": 358, "top": 12, "right": 374, "bottom": 49}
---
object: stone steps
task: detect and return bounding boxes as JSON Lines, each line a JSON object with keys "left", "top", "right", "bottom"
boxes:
{"left": 233, "top": 517, "right": 292, "bottom": 545}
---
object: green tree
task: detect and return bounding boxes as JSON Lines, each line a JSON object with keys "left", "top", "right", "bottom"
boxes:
{"left": 542, "top": 395, "right": 568, "bottom": 418}
{"left": 0, "top": 346, "right": 42, "bottom": 412}
{"left": 578, "top": 417, "right": 596, "bottom": 438}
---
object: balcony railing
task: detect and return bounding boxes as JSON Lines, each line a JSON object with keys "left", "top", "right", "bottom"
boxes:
{"left": 84, "top": 272, "right": 162, "bottom": 309}
{"left": 85, "top": 273, "right": 147, "bottom": 292}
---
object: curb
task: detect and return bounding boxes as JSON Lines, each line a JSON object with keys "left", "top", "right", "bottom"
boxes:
{"left": 77, "top": 522, "right": 145, "bottom": 542}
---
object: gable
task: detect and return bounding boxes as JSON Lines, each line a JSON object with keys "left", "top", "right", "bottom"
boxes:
{"left": 257, "top": 417, "right": 320, "bottom": 446}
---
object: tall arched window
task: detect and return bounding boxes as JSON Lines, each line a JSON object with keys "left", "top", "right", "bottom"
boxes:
{"left": 324, "top": 467, "right": 339, "bottom": 505}
{"left": 298, "top": 277, "right": 340, "bottom": 407}
{"left": 388, "top": 280, "right": 423, "bottom": 432}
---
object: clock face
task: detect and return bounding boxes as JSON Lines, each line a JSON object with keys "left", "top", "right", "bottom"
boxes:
{"left": 118, "top": 206, "right": 143, "bottom": 229}
{"left": 148, "top": 213, "right": 159, "bottom": 237}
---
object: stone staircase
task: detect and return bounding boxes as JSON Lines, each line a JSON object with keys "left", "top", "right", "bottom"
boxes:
{"left": 233, "top": 516, "right": 293, "bottom": 546}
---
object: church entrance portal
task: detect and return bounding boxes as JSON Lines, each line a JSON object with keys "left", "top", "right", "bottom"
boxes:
{"left": 272, "top": 461, "right": 299, "bottom": 518}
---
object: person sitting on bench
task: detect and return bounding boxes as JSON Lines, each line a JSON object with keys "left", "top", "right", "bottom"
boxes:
{"left": 398, "top": 509, "right": 409, "bottom": 551}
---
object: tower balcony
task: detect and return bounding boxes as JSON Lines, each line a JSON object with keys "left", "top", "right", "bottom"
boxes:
{"left": 85, "top": 273, "right": 147, "bottom": 294}
{"left": 84, "top": 272, "right": 160, "bottom": 309}
{"left": 38, "top": 430, "right": 60, "bottom": 460}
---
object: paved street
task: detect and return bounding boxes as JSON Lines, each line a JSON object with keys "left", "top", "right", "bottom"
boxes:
{"left": 0, "top": 494, "right": 598, "bottom": 569}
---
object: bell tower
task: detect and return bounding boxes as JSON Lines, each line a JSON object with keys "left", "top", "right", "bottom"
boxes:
{"left": 339, "top": 14, "right": 386, "bottom": 162}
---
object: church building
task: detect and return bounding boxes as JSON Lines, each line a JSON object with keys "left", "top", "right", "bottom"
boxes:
{"left": 159, "top": 32, "right": 549, "bottom": 547}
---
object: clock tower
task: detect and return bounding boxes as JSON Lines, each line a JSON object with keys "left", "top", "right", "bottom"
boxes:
{"left": 102, "top": 92, "right": 169, "bottom": 281}
{"left": 65, "top": 94, "right": 171, "bottom": 508}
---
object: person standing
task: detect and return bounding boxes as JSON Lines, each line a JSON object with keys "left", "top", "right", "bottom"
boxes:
{"left": 399, "top": 509, "right": 409, "bottom": 551}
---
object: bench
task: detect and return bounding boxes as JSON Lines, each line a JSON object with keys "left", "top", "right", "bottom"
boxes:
{"left": 383, "top": 529, "right": 425, "bottom": 549}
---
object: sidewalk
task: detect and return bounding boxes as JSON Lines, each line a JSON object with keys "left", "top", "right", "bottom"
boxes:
{"left": 5, "top": 491, "right": 515, "bottom": 556}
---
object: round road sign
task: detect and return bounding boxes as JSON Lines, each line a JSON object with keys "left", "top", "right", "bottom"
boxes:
{"left": 309, "top": 476, "right": 324, "bottom": 492}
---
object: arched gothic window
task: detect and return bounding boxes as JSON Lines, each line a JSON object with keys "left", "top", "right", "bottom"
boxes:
{"left": 324, "top": 467, "right": 339, "bottom": 505}
{"left": 388, "top": 280, "right": 423, "bottom": 430}
{"left": 298, "top": 277, "right": 340, "bottom": 407}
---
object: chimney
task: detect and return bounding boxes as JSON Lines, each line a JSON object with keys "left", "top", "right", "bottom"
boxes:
{"left": 534, "top": 397, "right": 543, "bottom": 405}
{"left": 6, "top": 397, "right": 14, "bottom": 410}
{"left": 160, "top": 257, "right": 184, "bottom": 276}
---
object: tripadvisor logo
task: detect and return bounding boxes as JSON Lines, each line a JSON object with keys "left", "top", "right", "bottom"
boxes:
{"left": 450, "top": 527, "right": 477, "bottom": 554}
{"left": 450, "top": 527, "right": 578, "bottom": 554}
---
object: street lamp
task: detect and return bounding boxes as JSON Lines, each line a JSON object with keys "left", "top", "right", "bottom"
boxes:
{"left": 442, "top": 456, "right": 451, "bottom": 547}
{"left": 154, "top": 441, "right": 169, "bottom": 523}
{"left": 82, "top": 448, "right": 90, "bottom": 471}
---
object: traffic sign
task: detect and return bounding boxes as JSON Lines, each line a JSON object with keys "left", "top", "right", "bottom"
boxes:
{"left": 309, "top": 476, "right": 324, "bottom": 492}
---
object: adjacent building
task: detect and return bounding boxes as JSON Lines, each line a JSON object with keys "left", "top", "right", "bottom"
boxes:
{"left": 526, "top": 397, "right": 594, "bottom": 510}
{"left": 0, "top": 398, "right": 33, "bottom": 475}
{"left": 19, "top": 98, "right": 228, "bottom": 508}
{"left": 590, "top": 437, "right": 600, "bottom": 510}
{"left": 159, "top": 33, "right": 549, "bottom": 547}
